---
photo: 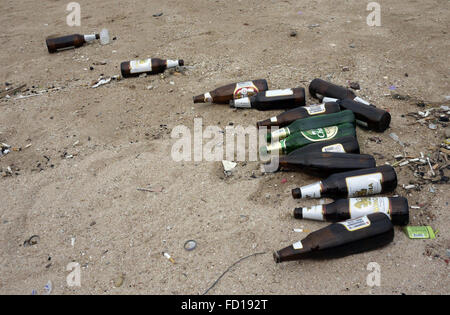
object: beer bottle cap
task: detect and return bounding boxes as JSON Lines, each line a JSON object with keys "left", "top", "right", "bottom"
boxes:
{"left": 293, "top": 208, "right": 303, "bottom": 219}
{"left": 292, "top": 188, "right": 302, "bottom": 199}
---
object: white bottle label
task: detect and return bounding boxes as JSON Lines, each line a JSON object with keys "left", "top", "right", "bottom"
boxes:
{"left": 322, "top": 143, "right": 345, "bottom": 153}
{"left": 345, "top": 172, "right": 383, "bottom": 197}
{"left": 349, "top": 197, "right": 391, "bottom": 219}
{"left": 270, "top": 128, "right": 289, "bottom": 140}
{"left": 204, "top": 92, "right": 213, "bottom": 102}
{"left": 234, "top": 81, "right": 259, "bottom": 99}
{"left": 339, "top": 216, "right": 371, "bottom": 231}
{"left": 323, "top": 97, "right": 339, "bottom": 103}
{"left": 130, "top": 59, "right": 152, "bottom": 73}
{"left": 302, "top": 205, "right": 324, "bottom": 221}
{"left": 166, "top": 60, "right": 179, "bottom": 68}
{"left": 300, "top": 181, "right": 322, "bottom": 198}
{"left": 293, "top": 241, "right": 303, "bottom": 250}
{"left": 232, "top": 97, "right": 252, "bottom": 108}
{"left": 83, "top": 34, "right": 97, "bottom": 42}
{"left": 305, "top": 104, "right": 326, "bottom": 115}
{"left": 265, "top": 89, "right": 294, "bottom": 98}
{"left": 353, "top": 96, "right": 371, "bottom": 106}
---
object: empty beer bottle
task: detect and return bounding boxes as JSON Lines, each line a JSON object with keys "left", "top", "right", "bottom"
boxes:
{"left": 291, "top": 165, "right": 397, "bottom": 199}
{"left": 260, "top": 122, "right": 356, "bottom": 156}
{"left": 309, "top": 78, "right": 372, "bottom": 106}
{"left": 193, "top": 79, "right": 269, "bottom": 104}
{"left": 274, "top": 212, "right": 394, "bottom": 263}
{"left": 294, "top": 196, "right": 409, "bottom": 226}
{"left": 288, "top": 136, "right": 360, "bottom": 155}
{"left": 257, "top": 102, "right": 341, "bottom": 128}
{"left": 121, "top": 58, "right": 184, "bottom": 77}
{"left": 320, "top": 98, "right": 391, "bottom": 132}
{"left": 278, "top": 152, "right": 376, "bottom": 177}
{"left": 267, "top": 110, "right": 355, "bottom": 142}
{"left": 46, "top": 29, "right": 110, "bottom": 53}
{"left": 229, "top": 88, "right": 306, "bottom": 110}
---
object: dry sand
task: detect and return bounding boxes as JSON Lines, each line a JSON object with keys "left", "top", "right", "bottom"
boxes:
{"left": 0, "top": 0, "right": 449, "bottom": 295}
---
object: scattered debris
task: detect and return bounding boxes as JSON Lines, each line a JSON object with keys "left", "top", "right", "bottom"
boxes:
{"left": 222, "top": 160, "right": 237, "bottom": 176}
{"left": 152, "top": 12, "right": 163, "bottom": 17}
{"left": 389, "top": 133, "right": 405, "bottom": 147}
{"left": 184, "top": 240, "right": 197, "bottom": 251}
{"left": 392, "top": 93, "right": 411, "bottom": 101}
{"left": 92, "top": 75, "right": 121, "bottom": 88}
{"left": 0, "top": 84, "right": 26, "bottom": 99}
{"left": 137, "top": 185, "right": 164, "bottom": 193}
{"left": 0, "top": 143, "right": 11, "bottom": 158}
{"left": 23, "top": 235, "right": 40, "bottom": 247}
{"left": 289, "top": 31, "right": 297, "bottom": 37}
{"left": 404, "top": 226, "right": 436, "bottom": 239}
{"left": 349, "top": 82, "right": 360, "bottom": 90}
{"left": 43, "top": 280, "right": 52, "bottom": 295}
{"left": 163, "top": 252, "right": 175, "bottom": 264}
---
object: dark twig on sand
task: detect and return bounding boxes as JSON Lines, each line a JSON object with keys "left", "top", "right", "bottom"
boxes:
{"left": 202, "top": 252, "right": 266, "bottom": 295}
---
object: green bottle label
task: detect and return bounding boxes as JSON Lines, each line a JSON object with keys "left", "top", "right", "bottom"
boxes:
{"left": 404, "top": 226, "right": 436, "bottom": 239}
{"left": 300, "top": 126, "right": 338, "bottom": 142}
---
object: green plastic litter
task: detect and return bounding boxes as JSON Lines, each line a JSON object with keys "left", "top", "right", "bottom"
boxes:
{"left": 404, "top": 226, "right": 436, "bottom": 239}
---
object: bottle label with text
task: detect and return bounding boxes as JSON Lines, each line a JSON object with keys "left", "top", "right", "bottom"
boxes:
{"left": 130, "top": 59, "right": 152, "bottom": 73}
{"left": 321, "top": 143, "right": 346, "bottom": 153}
{"left": 346, "top": 173, "right": 383, "bottom": 197}
{"left": 302, "top": 205, "right": 324, "bottom": 221}
{"left": 265, "top": 89, "right": 294, "bottom": 98}
{"left": 305, "top": 104, "right": 326, "bottom": 115}
{"left": 301, "top": 126, "right": 339, "bottom": 142}
{"left": 349, "top": 197, "right": 390, "bottom": 219}
{"left": 339, "top": 216, "right": 371, "bottom": 232}
{"left": 233, "top": 81, "right": 259, "bottom": 99}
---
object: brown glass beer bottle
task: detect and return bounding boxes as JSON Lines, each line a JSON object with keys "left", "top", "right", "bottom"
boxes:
{"left": 274, "top": 212, "right": 394, "bottom": 263}
{"left": 323, "top": 98, "right": 391, "bottom": 132}
{"left": 309, "top": 78, "right": 371, "bottom": 105}
{"left": 294, "top": 196, "right": 409, "bottom": 226}
{"left": 121, "top": 58, "right": 184, "bottom": 77}
{"left": 256, "top": 102, "right": 341, "bottom": 128}
{"left": 193, "top": 79, "right": 269, "bottom": 104}
{"left": 46, "top": 29, "right": 109, "bottom": 53}
{"left": 291, "top": 165, "right": 397, "bottom": 199}
{"left": 287, "top": 136, "right": 360, "bottom": 155}
{"left": 229, "top": 88, "right": 306, "bottom": 110}
{"left": 278, "top": 152, "right": 376, "bottom": 177}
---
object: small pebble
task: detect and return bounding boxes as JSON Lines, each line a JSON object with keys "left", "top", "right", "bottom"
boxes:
{"left": 114, "top": 274, "right": 125, "bottom": 287}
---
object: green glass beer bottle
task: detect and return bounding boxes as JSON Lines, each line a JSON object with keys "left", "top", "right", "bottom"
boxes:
{"left": 260, "top": 122, "right": 356, "bottom": 156}
{"left": 267, "top": 110, "right": 355, "bottom": 142}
